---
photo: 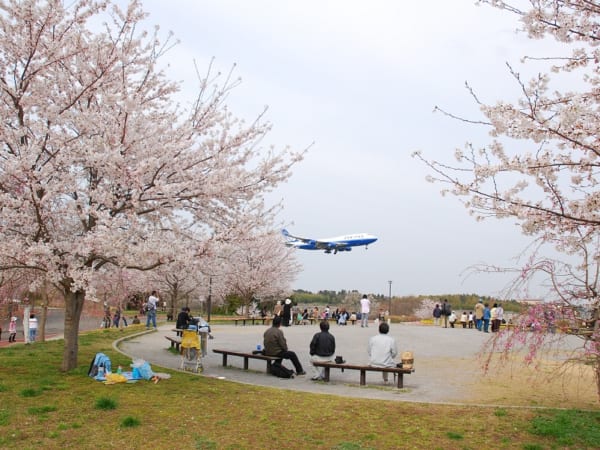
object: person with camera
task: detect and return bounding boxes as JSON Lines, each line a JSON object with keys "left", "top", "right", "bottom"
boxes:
{"left": 145, "top": 290, "right": 159, "bottom": 330}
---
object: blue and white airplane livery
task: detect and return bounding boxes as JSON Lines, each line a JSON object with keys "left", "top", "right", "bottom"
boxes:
{"left": 282, "top": 229, "right": 378, "bottom": 254}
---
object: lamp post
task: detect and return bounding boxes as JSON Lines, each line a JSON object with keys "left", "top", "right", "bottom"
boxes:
{"left": 388, "top": 280, "right": 392, "bottom": 314}
{"left": 207, "top": 276, "right": 212, "bottom": 322}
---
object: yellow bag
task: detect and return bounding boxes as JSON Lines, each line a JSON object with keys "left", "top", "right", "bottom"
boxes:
{"left": 103, "top": 372, "right": 128, "bottom": 384}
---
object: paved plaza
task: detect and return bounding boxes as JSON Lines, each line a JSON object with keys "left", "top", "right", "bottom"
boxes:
{"left": 116, "top": 320, "right": 535, "bottom": 404}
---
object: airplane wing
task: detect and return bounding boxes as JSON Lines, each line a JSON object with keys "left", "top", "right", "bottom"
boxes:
{"left": 281, "top": 229, "right": 313, "bottom": 244}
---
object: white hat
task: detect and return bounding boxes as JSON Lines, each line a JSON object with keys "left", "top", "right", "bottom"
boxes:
{"left": 285, "top": 298, "right": 292, "bottom": 305}
{"left": 10, "top": 316, "right": 17, "bottom": 321}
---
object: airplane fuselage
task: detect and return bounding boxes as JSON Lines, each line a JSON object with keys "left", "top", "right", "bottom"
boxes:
{"left": 283, "top": 229, "right": 377, "bottom": 254}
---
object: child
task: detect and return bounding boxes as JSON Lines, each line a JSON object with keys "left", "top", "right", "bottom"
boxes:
{"left": 8, "top": 317, "right": 17, "bottom": 343}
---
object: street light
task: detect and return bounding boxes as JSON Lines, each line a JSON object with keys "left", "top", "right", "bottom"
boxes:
{"left": 207, "top": 276, "right": 212, "bottom": 322}
{"left": 388, "top": 280, "right": 392, "bottom": 314}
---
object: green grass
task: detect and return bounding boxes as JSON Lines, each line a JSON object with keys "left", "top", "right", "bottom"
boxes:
{"left": 120, "top": 416, "right": 140, "bottom": 428}
{"left": 94, "top": 397, "right": 117, "bottom": 410}
{"left": 529, "top": 409, "right": 600, "bottom": 447}
{"left": 0, "top": 326, "right": 598, "bottom": 449}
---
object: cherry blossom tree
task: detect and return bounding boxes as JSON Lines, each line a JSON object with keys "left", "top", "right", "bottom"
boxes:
{"left": 413, "top": 0, "right": 600, "bottom": 398}
{"left": 218, "top": 228, "right": 301, "bottom": 314}
{"left": 0, "top": 0, "right": 302, "bottom": 370}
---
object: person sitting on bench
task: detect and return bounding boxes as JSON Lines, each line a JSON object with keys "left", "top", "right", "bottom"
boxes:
{"left": 263, "top": 316, "right": 306, "bottom": 376}
{"left": 367, "top": 322, "right": 398, "bottom": 384}
{"left": 309, "top": 320, "right": 336, "bottom": 380}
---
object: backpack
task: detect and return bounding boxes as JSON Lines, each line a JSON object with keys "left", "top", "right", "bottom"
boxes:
{"left": 88, "top": 352, "right": 112, "bottom": 378}
{"left": 270, "top": 362, "right": 294, "bottom": 378}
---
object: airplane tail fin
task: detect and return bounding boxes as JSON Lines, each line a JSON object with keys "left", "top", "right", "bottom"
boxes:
{"left": 281, "top": 229, "right": 290, "bottom": 237}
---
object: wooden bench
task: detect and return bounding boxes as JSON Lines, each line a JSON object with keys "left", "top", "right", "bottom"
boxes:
{"left": 212, "top": 349, "right": 282, "bottom": 374}
{"left": 165, "top": 336, "right": 182, "bottom": 351}
{"left": 233, "top": 317, "right": 268, "bottom": 326}
{"left": 312, "top": 361, "right": 414, "bottom": 388}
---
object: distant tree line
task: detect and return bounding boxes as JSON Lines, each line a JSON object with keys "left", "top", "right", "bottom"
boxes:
{"left": 290, "top": 290, "right": 525, "bottom": 316}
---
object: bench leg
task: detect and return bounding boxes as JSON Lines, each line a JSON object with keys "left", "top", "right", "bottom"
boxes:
{"left": 243, "top": 357, "right": 249, "bottom": 371}
{"left": 360, "top": 369, "right": 366, "bottom": 386}
{"left": 396, "top": 373, "right": 403, "bottom": 389}
{"left": 322, "top": 366, "right": 330, "bottom": 382}
{"left": 221, "top": 354, "right": 228, "bottom": 367}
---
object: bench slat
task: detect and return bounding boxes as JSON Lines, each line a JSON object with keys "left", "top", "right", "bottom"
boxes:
{"left": 312, "top": 361, "right": 414, "bottom": 388}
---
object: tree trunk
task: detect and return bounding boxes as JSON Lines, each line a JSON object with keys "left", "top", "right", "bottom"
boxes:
{"left": 38, "top": 303, "right": 48, "bottom": 342}
{"left": 61, "top": 288, "right": 85, "bottom": 372}
{"left": 38, "top": 281, "right": 50, "bottom": 342}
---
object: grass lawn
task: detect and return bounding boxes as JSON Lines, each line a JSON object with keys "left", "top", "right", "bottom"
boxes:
{"left": 0, "top": 326, "right": 599, "bottom": 449}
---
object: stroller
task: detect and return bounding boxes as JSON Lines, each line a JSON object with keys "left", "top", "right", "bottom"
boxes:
{"left": 180, "top": 328, "right": 202, "bottom": 373}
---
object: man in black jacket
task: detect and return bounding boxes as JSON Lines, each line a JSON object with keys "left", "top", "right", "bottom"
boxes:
{"left": 309, "top": 320, "right": 336, "bottom": 381}
{"left": 175, "top": 307, "right": 191, "bottom": 336}
{"left": 263, "top": 316, "right": 306, "bottom": 375}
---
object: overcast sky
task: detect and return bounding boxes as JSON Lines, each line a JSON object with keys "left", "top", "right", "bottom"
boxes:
{"left": 134, "top": 0, "right": 561, "bottom": 299}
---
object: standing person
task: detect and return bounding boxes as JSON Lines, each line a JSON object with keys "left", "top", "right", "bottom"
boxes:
{"left": 474, "top": 299, "right": 484, "bottom": 331}
{"left": 360, "top": 294, "right": 371, "bottom": 328}
{"left": 496, "top": 303, "right": 504, "bottom": 332}
{"left": 367, "top": 322, "right": 398, "bottom": 384}
{"left": 490, "top": 303, "right": 499, "bottom": 332}
{"left": 468, "top": 311, "right": 474, "bottom": 329}
{"left": 263, "top": 316, "right": 306, "bottom": 376}
{"left": 282, "top": 298, "right": 292, "bottom": 327}
{"left": 460, "top": 311, "right": 468, "bottom": 329}
{"left": 441, "top": 299, "right": 452, "bottom": 328}
{"left": 8, "top": 316, "right": 17, "bottom": 343}
{"left": 176, "top": 307, "right": 191, "bottom": 335}
{"left": 115, "top": 305, "right": 128, "bottom": 328}
{"left": 273, "top": 300, "right": 283, "bottom": 317}
{"left": 28, "top": 313, "right": 38, "bottom": 343}
{"left": 309, "top": 320, "right": 336, "bottom": 381}
{"left": 482, "top": 303, "right": 491, "bottom": 333}
{"left": 432, "top": 304, "right": 442, "bottom": 326}
{"left": 145, "top": 290, "right": 159, "bottom": 330}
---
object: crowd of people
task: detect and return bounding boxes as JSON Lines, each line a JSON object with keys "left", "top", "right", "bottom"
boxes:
{"left": 432, "top": 299, "right": 505, "bottom": 332}
{"left": 266, "top": 294, "right": 388, "bottom": 329}
{"left": 263, "top": 307, "right": 401, "bottom": 384}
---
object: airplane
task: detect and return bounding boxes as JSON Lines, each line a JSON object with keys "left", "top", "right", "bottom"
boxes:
{"left": 282, "top": 229, "right": 378, "bottom": 254}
